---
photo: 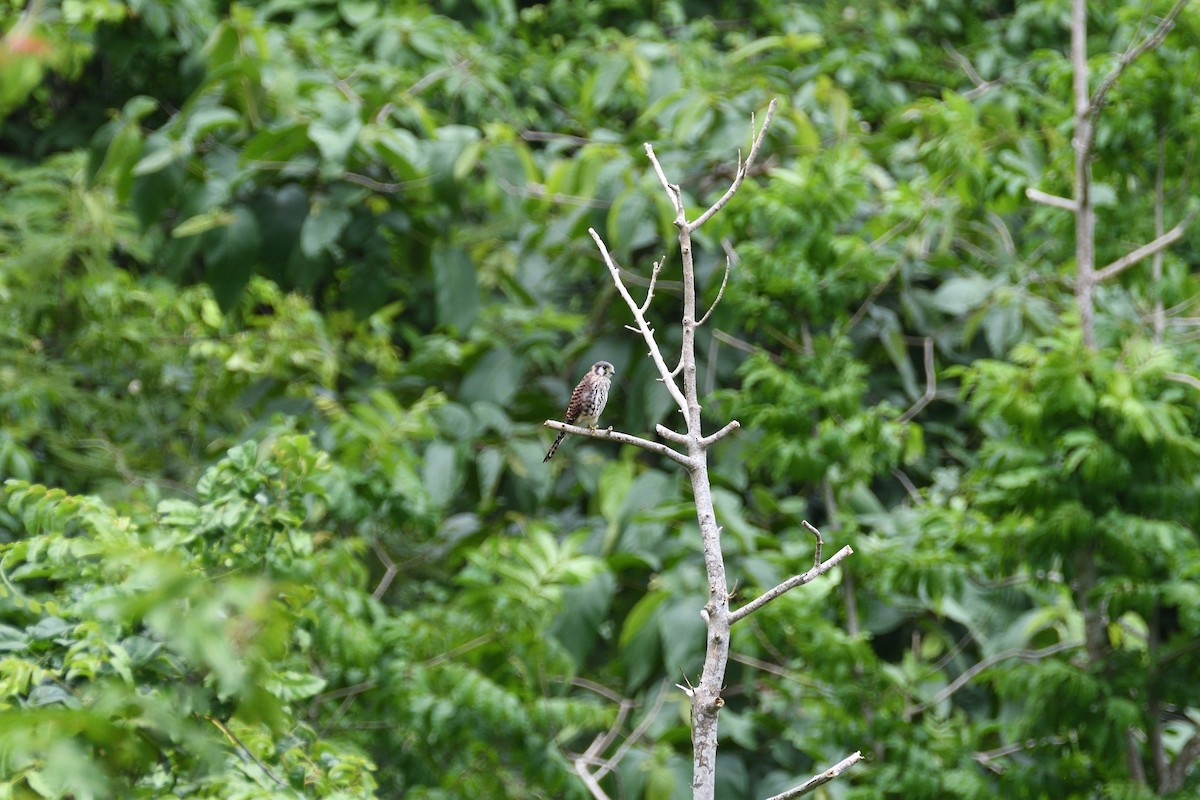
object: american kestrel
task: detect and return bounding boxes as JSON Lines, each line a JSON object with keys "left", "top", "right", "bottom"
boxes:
{"left": 543, "top": 360, "right": 615, "bottom": 462}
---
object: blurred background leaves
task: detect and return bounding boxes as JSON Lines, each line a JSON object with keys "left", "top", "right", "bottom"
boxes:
{"left": 2, "top": 0, "right": 1200, "bottom": 797}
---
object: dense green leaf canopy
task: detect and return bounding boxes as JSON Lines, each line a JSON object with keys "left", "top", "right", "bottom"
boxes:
{"left": 2, "top": 0, "right": 1200, "bottom": 798}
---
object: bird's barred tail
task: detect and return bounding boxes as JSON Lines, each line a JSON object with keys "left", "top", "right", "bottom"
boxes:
{"left": 543, "top": 430, "right": 568, "bottom": 462}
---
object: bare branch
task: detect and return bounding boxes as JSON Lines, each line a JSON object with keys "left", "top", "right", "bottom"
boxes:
{"left": 1089, "top": 0, "right": 1189, "bottom": 118}
{"left": 422, "top": 633, "right": 497, "bottom": 668}
{"left": 342, "top": 171, "right": 431, "bottom": 194}
{"left": 943, "top": 41, "right": 1005, "bottom": 99}
{"left": 1025, "top": 187, "right": 1078, "bottom": 211}
{"left": 697, "top": 254, "right": 732, "bottom": 327}
{"left": 593, "top": 685, "right": 669, "bottom": 781}
{"left": 521, "top": 130, "right": 594, "bottom": 146}
{"left": 729, "top": 545, "right": 854, "bottom": 624}
{"left": 898, "top": 338, "right": 936, "bottom": 423}
{"left": 1164, "top": 733, "right": 1200, "bottom": 793}
{"left": 506, "top": 179, "right": 610, "bottom": 208}
{"left": 944, "top": 40, "right": 988, "bottom": 87}
{"left": 313, "top": 680, "right": 376, "bottom": 706}
{"left": 847, "top": 260, "right": 904, "bottom": 331}
{"left": 543, "top": 420, "right": 693, "bottom": 468}
{"left": 802, "top": 519, "right": 823, "bottom": 570}
{"left": 571, "top": 675, "right": 628, "bottom": 705}
{"left": 731, "top": 651, "right": 834, "bottom": 693}
{"left": 655, "top": 424, "right": 690, "bottom": 444}
{"left": 764, "top": 751, "right": 864, "bottom": 800}
{"left": 1165, "top": 372, "right": 1200, "bottom": 392}
{"left": 574, "top": 759, "right": 612, "bottom": 800}
{"left": 699, "top": 420, "right": 741, "bottom": 447}
{"left": 644, "top": 144, "right": 686, "bottom": 221}
{"left": 1094, "top": 216, "right": 1193, "bottom": 282}
{"left": 689, "top": 99, "right": 778, "bottom": 232}
{"left": 641, "top": 255, "right": 667, "bottom": 314}
{"left": 208, "top": 716, "right": 288, "bottom": 787}
{"left": 1126, "top": 726, "right": 1148, "bottom": 787}
{"left": 406, "top": 58, "right": 470, "bottom": 97}
{"left": 712, "top": 328, "right": 769, "bottom": 358}
{"left": 975, "top": 735, "right": 1070, "bottom": 771}
{"left": 588, "top": 228, "right": 688, "bottom": 413}
{"left": 571, "top": 680, "right": 634, "bottom": 798}
{"left": 907, "top": 640, "right": 1083, "bottom": 716}
{"left": 371, "top": 540, "right": 399, "bottom": 599}
{"left": 892, "top": 468, "right": 923, "bottom": 505}
{"left": 1152, "top": 133, "right": 1166, "bottom": 343}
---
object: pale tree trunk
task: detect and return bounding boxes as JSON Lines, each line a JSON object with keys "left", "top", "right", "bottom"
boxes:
{"left": 1071, "top": 0, "right": 1097, "bottom": 349}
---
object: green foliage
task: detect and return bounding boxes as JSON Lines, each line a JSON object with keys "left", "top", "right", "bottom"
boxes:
{"left": 4, "top": 0, "right": 1200, "bottom": 798}
{"left": 0, "top": 438, "right": 377, "bottom": 798}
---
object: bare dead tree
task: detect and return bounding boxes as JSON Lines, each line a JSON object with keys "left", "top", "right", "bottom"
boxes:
{"left": 545, "top": 100, "right": 861, "bottom": 799}
{"left": 1026, "top": 0, "right": 1191, "bottom": 349}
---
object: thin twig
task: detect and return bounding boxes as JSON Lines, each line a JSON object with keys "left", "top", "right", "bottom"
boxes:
{"left": 975, "top": 735, "right": 1070, "bottom": 768}
{"left": 698, "top": 420, "right": 741, "bottom": 448}
{"left": 372, "top": 540, "right": 398, "bottom": 600}
{"left": 574, "top": 759, "right": 612, "bottom": 800}
{"left": 593, "top": 685, "right": 669, "bottom": 781}
{"left": 907, "top": 640, "right": 1083, "bottom": 716}
{"left": 729, "top": 652, "right": 832, "bottom": 693}
{"left": 943, "top": 41, "right": 1005, "bottom": 99}
{"left": 897, "top": 338, "right": 936, "bottom": 423}
{"left": 572, "top": 681, "right": 634, "bottom": 794}
{"left": 1165, "top": 372, "right": 1200, "bottom": 392}
{"left": 406, "top": 58, "right": 470, "bottom": 96}
{"left": 697, "top": 254, "right": 732, "bottom": 326}
{"left": 1025, "top": 187, "right": 1078, "bottom": 211}
{"left": 522, "top": 130, "right": 594, "bottom": 145}
{"left": 712, "top": 328, "right": 771, "bottom": 359}
{"left": 655, "top": 424, "right": 690, "bottom": 444}
{"left": 313, "top": 680, "right": 376, "bottom": 705}
{"left": 802, "top": 520, "right": 822, "bottom": 570}
{"left": 729, "top": 545, "right": 854, "bottom": 624}
{"left": 1088, "top": 0, "right": 1189, "bottom": 124}
{"left": 342, "top": 171, "right": 430, "bottom": 194}
{"left": 688, "top": 99, "right": 778, "bottom": 232}
{"left": 502, "top": 179, "right": 611, "bottom": 208}
{"left": 764, "top": 751, "right": 864, "bottom": 800}
{"left": 644, "top": 145, "right": 685, "bottom": 221}
{"left": 892, "top": 469, "right": 923, "bottom": 504}
{"left": 1165, "top": 733, "right": 1200, "bottom": 792}
{"left": 571, "top": 676, "right": 628, "bottom": 705}
{"left": 588, "top": 229, "right": 688, "bottom": 414}
{"left": 1094, "top": 215, "right": 1194, "bottom": 282}
{"left": 422, "top": 633, "right": 498, "bottom": 668}
{"left": 846, "top": 260, "right": 902, "bottom": 331}
{"left": 1152, "top": 131, "right": 1167, "bottom": 343}
{"left": 642, "top": 255, "right": 667, "bottom": 314}
{"left": 697, "top": 238, "right": 739, "bottom": 328}
{"left": 208, "top": 716, "right": 287, "bottom": 787}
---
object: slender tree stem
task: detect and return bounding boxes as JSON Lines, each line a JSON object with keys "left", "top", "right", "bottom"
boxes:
{"left": 572, "top": 101, "right": 856, "bottom": 799}
{"left": 1071, "top": 0, "right": 1097, "bottom": 349}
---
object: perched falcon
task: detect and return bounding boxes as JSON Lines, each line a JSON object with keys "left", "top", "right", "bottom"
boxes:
{"left": 544, "top": 361, "right": 615, "bottom": 462}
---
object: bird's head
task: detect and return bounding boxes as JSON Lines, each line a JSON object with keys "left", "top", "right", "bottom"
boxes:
{"left": 592, "top": 361, "right": 615, "bottom": 378}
